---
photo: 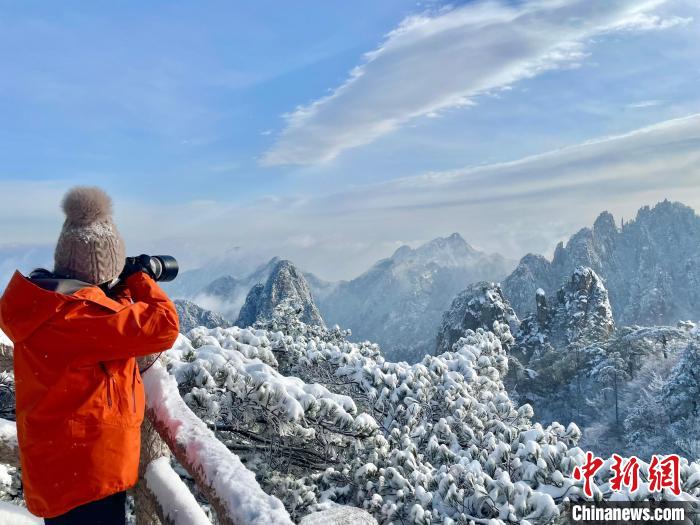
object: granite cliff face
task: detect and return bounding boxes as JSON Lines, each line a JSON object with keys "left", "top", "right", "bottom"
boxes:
{"left": 503, "top": 201, "right": 700, "bottom": 326}
{"left": 236, "top": 260, "right": 324, "bottom": 328}
{"left": 174, "top": 299, "right": 233, "bottom": 334}
{"left": 317, "top": 233, "right": 514, "bottom": 362}
{"left": 435, "top": 282, "right": 519, "bottom": 354}
{"left": 437, "top": 266, "right": 614, "bottom": 358}
{"left": 515, "top": 267, "right": 615, "bottom": 359}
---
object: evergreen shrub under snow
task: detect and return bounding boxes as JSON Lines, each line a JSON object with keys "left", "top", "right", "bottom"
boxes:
{"left": 166, "top": 301, "right": 700, "bottom": 524}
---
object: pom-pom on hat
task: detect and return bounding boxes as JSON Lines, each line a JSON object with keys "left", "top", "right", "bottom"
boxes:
{"left": 53, "top": 186, "right": 126, "bottom": 284}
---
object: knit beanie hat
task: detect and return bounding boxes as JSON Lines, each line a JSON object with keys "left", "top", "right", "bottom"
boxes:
{"left": 54, "top": 186, "right": 126, "bottom": 284}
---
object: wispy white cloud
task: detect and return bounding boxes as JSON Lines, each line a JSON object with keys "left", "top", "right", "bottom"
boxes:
{"left": 331, "top": 113, "right": 700, "bottom": 212}
{"left": 605, "top": 12, "right": 692, "bottom": 31}
{"left": 262, "top": 0, "right": 685, "bottom": 166}
{"left": 3, "top": 114, "right": 699, "bottom": 280}
{"left": 138, "top": 113, "right": 700, "bottom": 278}
{"left": 627, "top": 99, "right": 664, "bottom": 109}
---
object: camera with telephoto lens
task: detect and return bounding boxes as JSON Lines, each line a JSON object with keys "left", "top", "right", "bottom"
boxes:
{"left": 125, "top": 255, "right": 179, "bottom": 282}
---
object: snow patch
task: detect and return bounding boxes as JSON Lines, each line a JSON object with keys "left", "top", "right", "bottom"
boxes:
{"left": 0, "top": 501, "right": 42, "bottom": 525}
{"left": 300, "top": 506, "right": 378, "bottom": 525}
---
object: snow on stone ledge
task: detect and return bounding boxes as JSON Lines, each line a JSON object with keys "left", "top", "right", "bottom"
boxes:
{"left": 0, "top": 501, "right": 42, "bottom": 525}
{"left": 142, "top": 360, "right": 293, "bottom": 525}
{"left": 300, "top": 506, "right": 378, "bottom": 525}
{"left": 144, "top": 457, "right": 212, "bottom": 525}
{"left": 0, "top": 328, "right": 11, "bottom": 348}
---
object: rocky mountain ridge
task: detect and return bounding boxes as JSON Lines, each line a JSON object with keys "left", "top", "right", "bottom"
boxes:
{"left": 436, "top": 263, "right": 698, "bottom": 457}
{"left": 171, "top": 233, "right": 514, "bottom": 363}
{"left": 193, "top": 257, "right": 285, "bottom": 319}
{"left": 437, "top": 265, "right": 616, "bottom": 357}
{"left": 503, "top": 200, "right": 700, "bottom": 326}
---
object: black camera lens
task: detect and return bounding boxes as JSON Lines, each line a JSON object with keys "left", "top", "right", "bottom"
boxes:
{"left": 151, "top": 255, "right": 179, "bottom": 282}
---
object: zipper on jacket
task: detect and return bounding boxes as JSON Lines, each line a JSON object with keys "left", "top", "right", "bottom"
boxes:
{"left": 99, "top": 362, "right": 113, "bottom": 408}
{"left": 132, "top": 365, "right": 137, "bottom": 413}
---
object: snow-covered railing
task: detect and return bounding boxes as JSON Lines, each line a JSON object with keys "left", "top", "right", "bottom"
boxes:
{"left": 0, "top": 361, "right": 294, "bottom": 525}
{"left": 143, "top": 360, "right": 294, "bottom": 525}
{"left": 143, "top": 457, "right": 212, "bottom": 525}
{"left": 0, "top": 416, "right": 209, "bottom": 525}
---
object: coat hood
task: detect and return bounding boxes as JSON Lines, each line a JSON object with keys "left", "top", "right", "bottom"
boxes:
{"left": 0, "top": 271, "right": 91, "bottom": 343}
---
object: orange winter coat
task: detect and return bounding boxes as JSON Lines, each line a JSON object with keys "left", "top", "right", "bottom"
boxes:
{"left": 0, "top": 270, "right": 179, "bottom": 518}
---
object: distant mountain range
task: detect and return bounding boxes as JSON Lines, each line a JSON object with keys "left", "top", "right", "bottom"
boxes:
{"left": 503, "top": 200, "right": 700, "bottom": 326}
{"left": 164, "top": 200, "right": 700, "bottom": 362}
{"left": 168, "top": 233, "right": 515, "bottom": 362}
{"left": 162, "top": 247, "right": 269, "bottom": 300}
{"left": 316, "top": 233, "right": 515, "bottom": 362}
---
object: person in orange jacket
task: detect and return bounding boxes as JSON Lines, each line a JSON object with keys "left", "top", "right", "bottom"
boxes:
{"left": 0, "top": 187, "right": 179, "bottom": 524}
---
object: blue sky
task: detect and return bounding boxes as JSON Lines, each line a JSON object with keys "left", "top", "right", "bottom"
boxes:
{"left": 1, "top": 0, "right": 699, "bottom": 279}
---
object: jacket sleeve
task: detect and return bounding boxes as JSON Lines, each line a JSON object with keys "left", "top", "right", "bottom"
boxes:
{"left": 47, "top": 272, "right": 180, "bottom": 364}
{"left": 107, "top": 282, "right": 134, "bottom": 306}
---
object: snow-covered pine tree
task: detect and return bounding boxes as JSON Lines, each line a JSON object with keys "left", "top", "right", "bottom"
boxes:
{"left": 590, "top": 351, "right": 630, "bottom": 428}
{"left": 169, "top": 301, "right": 700, "bottom": 524}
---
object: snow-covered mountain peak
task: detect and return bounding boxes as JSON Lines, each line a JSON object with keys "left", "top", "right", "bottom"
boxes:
{"left": 553, "top": 266, "right": 615, "bottom": 346}
{"left": 318, "top": 234, "right": 514, "bottom": 362}
{"left": 236, "top": 259, "right": 324, "bottom": 328}
{"left": 390, "top": 233, "right": 481, "bottom": 268}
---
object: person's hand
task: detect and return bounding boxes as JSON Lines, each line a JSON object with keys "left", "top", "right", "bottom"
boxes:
{"left": 119, "top": 254, "right": 156, "bottom": 280}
